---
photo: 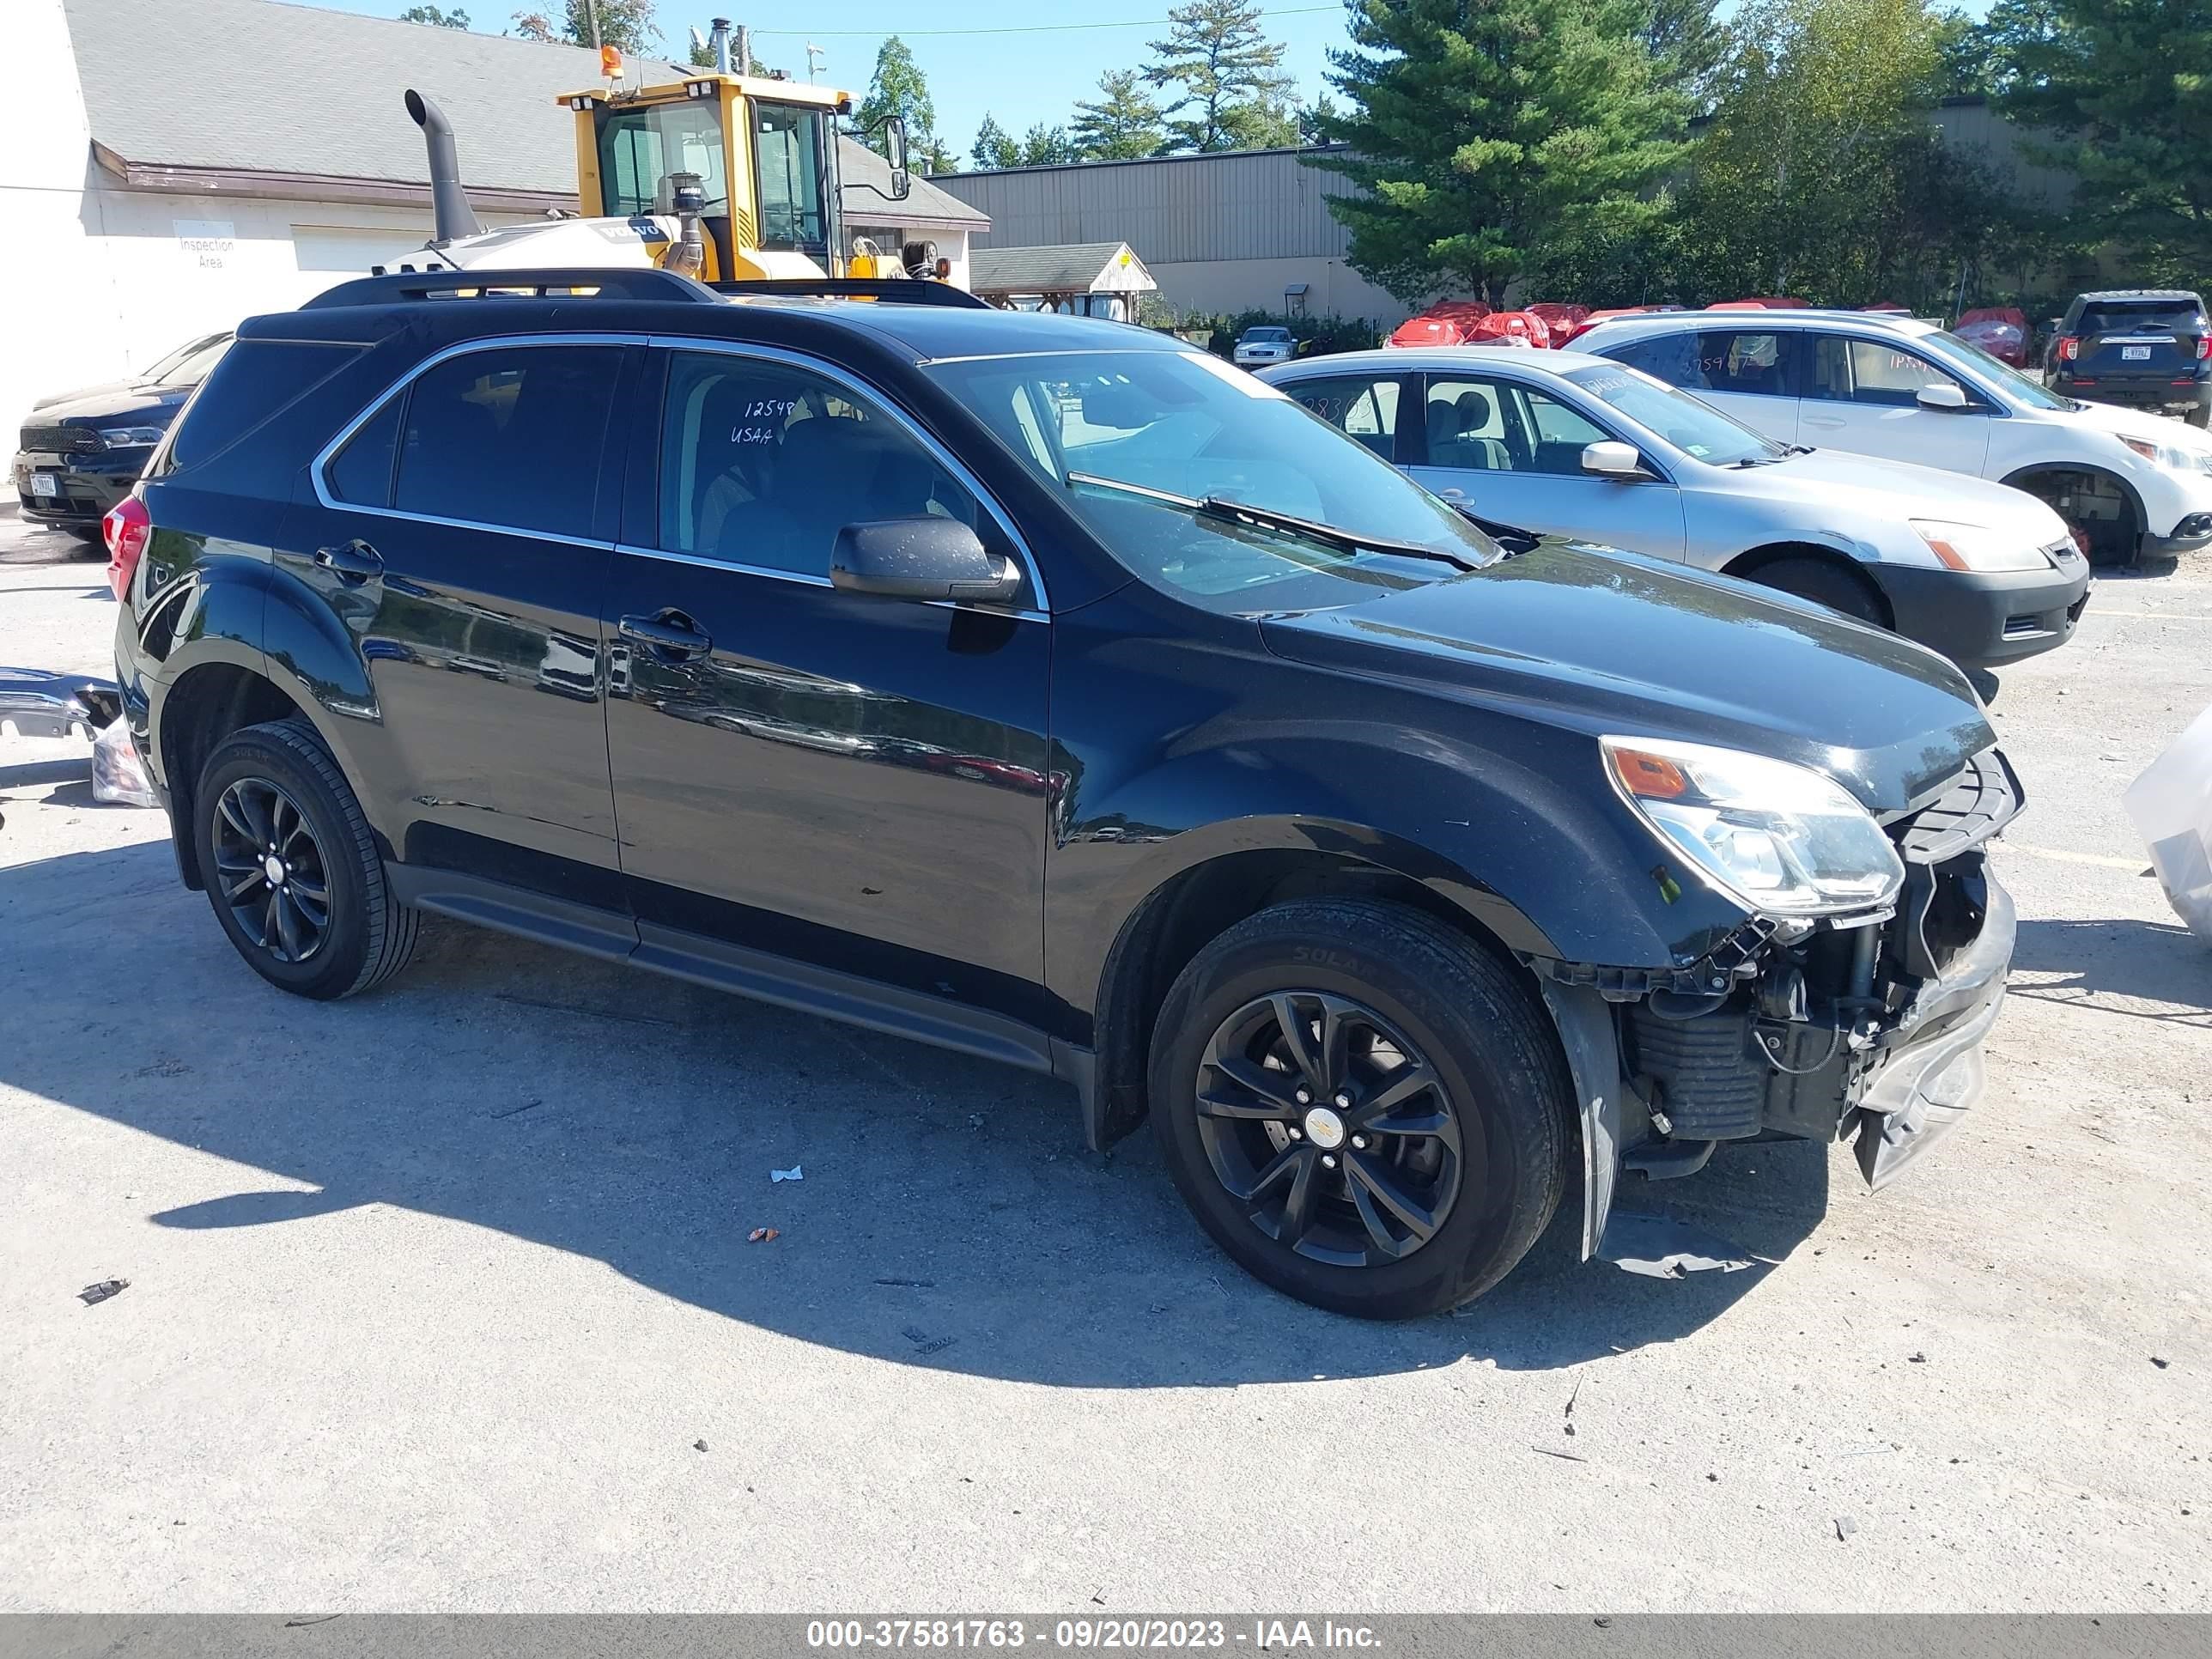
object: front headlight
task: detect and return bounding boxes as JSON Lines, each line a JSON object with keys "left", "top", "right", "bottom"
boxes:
{"left": 2119, "top": 434, "right": 2212, "bottom": 476}
{"left": 1910, "top": 520, "right": 2052, "bottom": 573}
{"left": 97, "top": 425, "right": 167, "bottom": 447}
{"left": 1601, "top": 736, "right": 1905, "bottom": 917}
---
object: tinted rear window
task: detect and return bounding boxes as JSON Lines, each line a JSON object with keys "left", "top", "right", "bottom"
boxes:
{"left": 167, "top": 341, "right": 363, "bottom": 472}
{"left": 2080, "top": 302, "right": 2205, "bottom": 334}
{"left": 391, "top": 344, "right": 621, "bottom": 538}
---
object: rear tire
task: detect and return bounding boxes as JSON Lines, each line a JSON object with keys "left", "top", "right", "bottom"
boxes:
{"left": 1747, "top": 556, "right": 1886, "bottom": 627}
{"left": 1147, "top": 899, "right": 1571, "bottom": 1319}
{"left": 193, "top": 720, "right": 420, "bottom": 1000}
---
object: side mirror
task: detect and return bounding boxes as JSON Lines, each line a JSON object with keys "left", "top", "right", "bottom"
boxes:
{"left": 830, "top": 518, "right": 1017, "bottom": 604}
{"left": 882, "top": 116, "right": 911, "bottom": 199}
{"left": 1916, "top": 382, "right": 1970, "bottom": 411}
{"left": 1581, "top": 440, "right": 1647, "bottom": 478}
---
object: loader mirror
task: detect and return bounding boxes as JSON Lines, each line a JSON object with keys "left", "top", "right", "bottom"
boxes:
{"left": 883, "top": 117, "right": 911, "bottom": 199}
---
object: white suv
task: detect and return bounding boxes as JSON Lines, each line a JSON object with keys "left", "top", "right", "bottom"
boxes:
{"left": 1574, "top": 308, "right": 2212, "bottom": 566}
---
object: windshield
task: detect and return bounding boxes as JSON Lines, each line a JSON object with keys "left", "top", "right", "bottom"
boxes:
{"left": 1564, "top": 363, "right": 1780, "bottom": 465}
{"left": 1245, "top": 328, "right": 1291, "bottom": 343}
{"left": 926, "top": 349, "right": 1502, "bottom": 611}
{"left": 143, "top": 333, "right": 223, "bottom": 384}
{"left": 596, "top": 100, "right": 731, "bottom": 218}
{"left": 153, "top": 335, "right": 233, "bottom": 388}
{"left": 754, "top": 101, "right": 830, "bottom": 253}
{"left": 1917, "top": 328, "right": 2071, "bottom": 410}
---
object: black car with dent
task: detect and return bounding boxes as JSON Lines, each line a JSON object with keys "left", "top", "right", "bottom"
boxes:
{"left": 112, "top": 269, "right": 2020, "bottom": 1318}
{"left": 13, "top": 332, "right": 234, "bottom": 543}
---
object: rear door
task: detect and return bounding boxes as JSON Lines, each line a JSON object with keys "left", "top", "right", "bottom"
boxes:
{"left": 1594, "top": 326, "right": 1802, "bottom": 442}
{"left": 599, "top": 342, "right": 1054, "bottom": 1031}
{"left": 289, "top": 337, "right": 632, "bottom": 910}
{"left": 1406, "top": 370, "right": 1687, "bottom": 559}
{"left": 1796, "top": 335, "right": 1992, "bottom": 474}
{"left": 2069, "top": 297, "right": 2208, "bottom": 399}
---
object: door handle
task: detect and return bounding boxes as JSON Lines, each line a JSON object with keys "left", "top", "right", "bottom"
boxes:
{"left": 1437, "top": 487, "right": 1469, "bottom": 501}
{"left": 313, "top": 539, "right": 382, "bottom": 581}
{"left": 619, "top": 611, "right": 713, "bottom": 658}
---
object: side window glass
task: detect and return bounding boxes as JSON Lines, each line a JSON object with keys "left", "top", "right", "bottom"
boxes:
{"left": 1842, "top": 340, "right": 1966, "bottom": 408}
{"left": 1422, "top": 378, "right": 1514, "bottom": 471}
{"left": 1518, "top": 386, "right": 1613, "bottom": 476}
{"left": 1285, "top": 375, "right": 1401, "bottom": 459}
{"left": 1694, "top": 331, "right": 1787, "bottom": 397}
{"left": 392, "top": 345, "right": 619, "bottom": 537}
{"left": 326, "top": 396, "right": 402, "bottom": 507}
{"left": 659, "top": 351, "right": 990, "bottom": 581}
{"left": 1607, "top": 332, "right": 1701, "bottom": 388}
{"left": 1809, "top": 336, "right": 1853, "bottom": 400}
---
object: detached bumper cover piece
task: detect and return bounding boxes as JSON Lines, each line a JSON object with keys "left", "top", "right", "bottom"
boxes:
{"left": 1852, "top": 874, "right": 2016, "bottom": 1188}
{"left": 0, "top": 668, "right": 123, "bottom": 740}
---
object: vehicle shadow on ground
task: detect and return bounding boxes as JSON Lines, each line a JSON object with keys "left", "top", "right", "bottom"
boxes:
{"left": 2008, "top": 915, "right": 2212, "bottom": 1023}
{"left": 0, "top": 522, "right": 100, "bottom": 569}
{"left": 0, "top": 838, "right": 1831, "bottom": 1386}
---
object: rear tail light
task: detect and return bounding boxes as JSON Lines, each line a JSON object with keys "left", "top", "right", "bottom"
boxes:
{"left": 2197, "top": 334, "right": 2209, "bottom": 361}
{"left": 102, "top": 493, "right": 150, "bottom": 602}
{"left": 2057, "top": 336, "right": 2080, "bottom": 362}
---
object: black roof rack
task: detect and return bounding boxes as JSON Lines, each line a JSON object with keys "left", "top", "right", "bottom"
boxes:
{"left": 709, "top": 277, "right": 994, "bottom": 309}
{"left": 302, "top": 267, "right": 721, "bottom": 309}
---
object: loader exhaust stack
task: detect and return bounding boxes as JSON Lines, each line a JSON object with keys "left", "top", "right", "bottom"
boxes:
{"left": 405, "top": 89, "right": 484, "bottom": 246}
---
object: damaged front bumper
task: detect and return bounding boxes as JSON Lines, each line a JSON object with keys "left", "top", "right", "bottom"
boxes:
{"left": 1538, "top": 745, "right": 2022, "bottom": 1259}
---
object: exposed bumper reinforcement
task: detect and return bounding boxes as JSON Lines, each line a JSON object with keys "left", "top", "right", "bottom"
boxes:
{"left": 1852, "top": 875, "right": 2016, "bottom": 1188}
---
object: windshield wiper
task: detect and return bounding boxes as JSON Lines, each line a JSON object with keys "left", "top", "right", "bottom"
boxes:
{"left": 1065, "top": 471, "right": 1480, "bottom": 572}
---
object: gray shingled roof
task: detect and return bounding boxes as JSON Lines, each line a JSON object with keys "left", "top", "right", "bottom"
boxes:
{"left": 969, "top": 242, "right": 1151, "bottom": 294}
{"left": 60, "top": 0, "right": 983, "bottom": 226}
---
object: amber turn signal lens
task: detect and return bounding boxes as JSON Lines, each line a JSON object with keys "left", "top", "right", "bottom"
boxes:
{"left": 1612, "top": 746, "right": 1688, "bottom": 799}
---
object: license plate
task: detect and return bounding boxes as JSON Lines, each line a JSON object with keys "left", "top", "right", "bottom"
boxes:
{"left": 2123, "top": 345, "right": 2152, "bottom": 360}
{"left": 28, "top": 472, "right": 58, "bottom": 498}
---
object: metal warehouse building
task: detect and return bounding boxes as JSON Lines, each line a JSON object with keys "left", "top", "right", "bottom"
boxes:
{"left": 935, "top": 147, "right": 1407, "bottom": 326}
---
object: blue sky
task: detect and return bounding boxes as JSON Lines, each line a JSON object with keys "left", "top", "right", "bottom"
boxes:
{"left": 314, "top": 1, "right": 1992, "bottom": 169}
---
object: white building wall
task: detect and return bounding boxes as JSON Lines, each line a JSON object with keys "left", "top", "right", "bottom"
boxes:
{"left": 3, "top": 0, "right": 537, "bottom": 478}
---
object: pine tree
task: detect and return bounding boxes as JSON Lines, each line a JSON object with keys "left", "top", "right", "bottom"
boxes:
{"left": 1143, "top": 0, "right": 1297, "bottom": 153}
{"left": 970, "top": 113, "right": 1021, "bottom": 171}
{"left": 1018, "top": 123, "right": 1079, "bottom": 167}
{"left": 1311, "top": 0, "right": 1686, "bottom": 306}
{"left": 1072, "top": 70, "right": 1170, "bottom": 161}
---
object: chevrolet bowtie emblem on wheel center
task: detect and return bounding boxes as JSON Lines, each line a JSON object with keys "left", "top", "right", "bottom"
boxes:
{"left": 1302, "top": 1106, "right": 1346, "bottom": 1150}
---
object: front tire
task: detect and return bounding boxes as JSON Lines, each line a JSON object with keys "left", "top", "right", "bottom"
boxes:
{"left": 1148, "top": 899, "right": 1571, "bottom": 1319}
{"left": 193, "top": 720, "right": 420, "bottom": 1000}
{"left": 1747, "top": 556, "right": 1886, "bottom": 627}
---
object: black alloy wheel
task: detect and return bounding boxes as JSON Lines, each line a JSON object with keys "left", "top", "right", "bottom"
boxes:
{"left": 1195, "top": 991, "right": 1464, "bottom": 1267}
{"left": 210, "top": 777, "right": 331, "bottom": 965}
{"left": 1149, "top": 898, "right": 1571, "bottom": 1319}
{"left": 194, "top": 719, "right": 421, "bottom": 1000}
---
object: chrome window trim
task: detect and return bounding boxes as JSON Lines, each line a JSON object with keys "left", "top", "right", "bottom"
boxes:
{"left": 615, "top": 540, "right": 1048, "bottom": 625}
{"left": 645, "top": 332, "right": 1051, "bottom": 612}
{"left": 309, "top": 331, "right": 647, "bottom": 545}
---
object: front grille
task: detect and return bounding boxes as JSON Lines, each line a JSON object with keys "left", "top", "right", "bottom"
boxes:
{"left": 18, "top": 424, "right": 103, "bottom": 456}
{"left": 1887, "top": 748, "right": 2022, "bottom": 864}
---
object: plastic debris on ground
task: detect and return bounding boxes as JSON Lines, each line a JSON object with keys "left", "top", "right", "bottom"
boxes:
{"left": 91, "top": 717, "right": 159, "bottom": 807}
{"left": 2124, "top": 699, "right": 2212, "bottom": 945}
{"left": 1596, "top": 1210, "right": 1758, "bottom": 1278}
{"left": 769, "top": 1164, "right": 803, "bottom": 1182}
{"left": 746, "top": 1227, "right": 779, "bottom": 1243}
{"left": 77, "top": 1279, "right": 129, "bottom": 1306}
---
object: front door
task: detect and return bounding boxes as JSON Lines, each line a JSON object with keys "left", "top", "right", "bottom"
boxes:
{"left": 1407, "top": 372, "right": 1688, "bottom": 560}
{"left": 601, "top": 344, "right": 1054, "bottom": 1028}
{"left": 1796, "top": 336, "right": 1995, "bottom": 474}
{"left": 285, "top": 339, "right": 629, "bottom": 904}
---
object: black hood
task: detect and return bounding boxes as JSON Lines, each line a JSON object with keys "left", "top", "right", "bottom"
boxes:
{"left": 31, "top": 385, "right": 191, "bottom": 426}
{"left": 1261, "top": 544, "right": 1995, "bottom": 812}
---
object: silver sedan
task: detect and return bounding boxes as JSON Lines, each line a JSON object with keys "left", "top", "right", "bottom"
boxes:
{"left": 1258, "top": 346, "right": 2093, "bottom": 672}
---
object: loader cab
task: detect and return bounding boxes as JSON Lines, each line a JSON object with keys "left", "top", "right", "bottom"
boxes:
{"left": 568, "top": 75, "right": 893, "bottom": 280}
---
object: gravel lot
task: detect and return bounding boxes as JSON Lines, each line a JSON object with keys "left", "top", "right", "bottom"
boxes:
{"left": 1, "top": 503, "right": 2206, "bottom": 1613}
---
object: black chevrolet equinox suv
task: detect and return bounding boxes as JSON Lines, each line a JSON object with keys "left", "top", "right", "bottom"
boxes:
{"left": 114, "top": 269, "right": 2021, "bottom": 1318}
